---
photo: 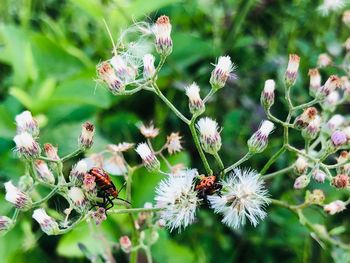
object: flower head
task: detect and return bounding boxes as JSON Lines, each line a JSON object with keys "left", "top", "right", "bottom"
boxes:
{"left": 120, "top": 236, "right": 132, "bottom": 253}
{"left": 83, "top": 173, "right": 96, "bottom": 192}
{"left": 261, "top": 79, "right": 275, "bottom": 109}
{"left": 324, "top": 200, "right": 346, "bottom": 215}
{"left": 319, "top": 75, "right": 341, "bottom": 97}
{"left": 32, "top": 208, "right": 60, "bottom": 235}
{"left": 318, "top": 0, "right": 345, "bottom": 16}
{"left": 4, "top": 181, "right": 32, "bottom": 210}
{"left": 210, "top": 56, "right": 235, "bottom": 89}
{"left": 208, "top": 168, "right": 269, "bottom": 229}
{"left": 153, "top": 15, "right": 172, "bottom": 56}
{"left": 103, "top": 154, "right": 128, "bottom": 175}
{"left": 302, "top": 116, "right": 321, "bottom": 140}
{"left": 312, "top": 169, "right": 326, "bottom": 183}
{"left": 79, "top": 121, "right": 95, "bottom": 149}
{"left": 293, "top": 175, "right": 310, "bottom": 189}
{"left": 196, "top": 117, "right": 222, "bottom": 154}
{"left": 285, "top": 54, "right": 300, "bottom": 87}
{"left": 70, "top": 160, "right": 88, "bottom": 183}
{"left": 68, "top": 187, "right": 86, "bottom": 207}
{"left": 332, "top": 174, "right": 349, "bottom": 188}
{"left": 331, "top": 130, "right": 347, "bottom": 147}
{"left": 308, "top": 68, "right": 321, "bottom": 96}
{"left": 143, "top": 54, "right": 156, "bottom": 79}
{"left": 34, "top": 160, "right": 55, "bottom": 184}
{"left": 294, "top": 155, "right": 308, "bottom": 174}
{"left": 247, "top": 120, "right": 274, "bottom": 153}
{"left": 13, "top": 132, "right": 41, "bottom": 159}
{"left": 317, "top": 53, "right": 332, "bottom": 67}
{"left": 15, "top": 111, "right": 39, "bottom": 136}
{"left": 97, "top": 61, "right": 124, "bottom": 93}
{"left": 327, "top": 114, "right": 345, "bottom": 132}
{"left": 295, "top": 107, "right": 318, "bottom": 129}
{"left": 107, "top": 142, "right": 134, "bottom": 153}
{"left": 166, "top": 132, "right": 183, "bottom": 155}
{"left": 90, "top": 207, "right": 107, "bottom": 225}
{"left": 185, "top": 82, "right": 205, "bottom": 114}
{"left": 44, "top": 143, "right": 60, "bottom": 160}
{"left": 0, "top": 216, "right": 12, "bottom": 232}
{"left": 139, "top": 122, "right": 159, "bottom": 139}
{"left": 155, "top": 169, "right": 199, "bottom": 232}
{"left": 135, "top": 143, "right": 160, "bottom": 171}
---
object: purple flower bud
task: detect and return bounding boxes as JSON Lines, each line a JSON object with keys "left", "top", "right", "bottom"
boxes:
{"left": 331, "top": 130, "right": 347, "bottom": 147}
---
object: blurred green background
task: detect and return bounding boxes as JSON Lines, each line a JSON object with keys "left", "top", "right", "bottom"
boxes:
{"left": 1, "top": 0, "right": 350, "bottom": 262}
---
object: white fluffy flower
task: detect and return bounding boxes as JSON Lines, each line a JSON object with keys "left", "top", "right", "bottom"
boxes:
{"left": 210, "top": 56, "right": 235, "bottom": 89}
{"left": 143, "top": 54, "right": 156, "bottom": 79}
{"left": 318, "top": 0, "right": 345, "bottom": 16}
{"left": 324, "top": 200, "right": 346, "bottom": 215}
{"left": 13, "top": 132, "right": 41, "bottom": 158}
{"left": 208, "top": 168, "right": 269, "bottom": 229}
{"left": 155, "top": 169, "right": 199, "bottom": 232}
{"left": 34, "top": 160, "right": 55, "bottom": 184}
{"left": 15, "top": 111, "right": 39, "bottom": 136}
{"left": 247, "top": 120, "right": 274, "bottom": 153}
{"left": 135, "top": 143, "right": 160, "bottom": 171}
{"left": 185, "top": 82, "right": 205, "bottom": 114}
{"left": 4, "top": 181, "right": 32, "bottom": 210}
{"left": 153, "top": 15, "right": 172, "bottom": 56}
{"left": 196, "top": 117, "right": 221, "bottom": 154}
{"left": 68, "top": 187, "right": 86, "bottom": 207}
{"left": 70, "top": 160, "right": 88, "bottom": 182}
{"left": 32, "top": 208, "right": 60, "bottom": 235}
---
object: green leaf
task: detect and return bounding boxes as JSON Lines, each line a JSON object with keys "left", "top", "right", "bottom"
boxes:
{"left": 9, "top": 87, "right": 33, "bottom": 110}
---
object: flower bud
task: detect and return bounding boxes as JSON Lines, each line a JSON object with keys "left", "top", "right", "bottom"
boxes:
{"left": 34, "top": 160, "right": 55, "bottom": 184}
{"left": 120, "top": 236, "right": 132, "bottom": 253}
{"left": 79, "top": 121, "right": 94, "bottom": 149}
{"left": 32, "top": 208, "right": 60, "bottom": 235}
{"left": 153, "top": 15, "right": 172, "bottom": 56}
{"left": 326, "top": 114, "right": 344, "bottom": 132}
{"left": 139, "top": 122, "right": 159, "bottom": 139}
{"left": 97, "top": 62, "right": 124, "bottom": 93}
{"left": 44, "top": 143, "right": 60, "bottom": 160}
{"left": 332, "top": 174, "right": 349, "bottom": 188}
{"left": 0, "top": 216, "right": 13, "bottom": 233}
{"left": 210, "top": 56, "right": 234, "bottom": 90}
{"left": 70, "top": 160, "right": 88, "bottom": 182}
{"left": 337, "top": 151, "right": 349, "bottom": 164}
{"left": 4, "top": 181, "right": 32, "bottom": 210}
{"left": 90, "top": 207, "right": 107, "bottom": 225}
{"left": 308, "top": 69, "right": 321, "bottom": 96}
{"left": 312, "top": 169, "right": 326, "bottom": 183}
{"left": 15, "top": 111, "right": 39, "bottom": 136}
{"left": 83, "top": 173, "right": 96, "bottom": 192}
{"left": 143, "top": 54, "right": 156, "bottom": 79}
{"left": 293, "top": 175, "right": 310, "bottom": 189}
{"left": 324, "top": 200, "right": 346, "bottom": 215}
{"left": 284, "top": 54, "right": 300, "bottom": 87}
{"left": 318, "top": 75, "right": 341, "bottom": 97}
{"left": 343, "top": 10, "right": 350, "bottom": 26}
{"left": 185, "top": 82, "right": 205, "bottom": 114}
{"left": 13, "top": 132, "right": 41, "bottom": 159}
{"left": 294, "top": 107, "right": 318, "bottom": 129}
{"left": 330, "top": 130, "right": 347, "bottom": 147}
{"left": 135, "top": 143, "right": 160, "bottom": 171}
{"left": 247, "top": 120, "right": 274, "bottom": 153}
{"left": 196, "top": 117, "right": 222, "bottom": 154}
{"left": 18, "top": 175, "right": 34, "bottom": 192}
{"left": 302, "top": 116, "right": 321, "bottom": 140}
{"left": 317, "top": 53, "right": 332, "bottom": 68}
{"left": 305, "top": 189, "right": 325, "bottom": 204}
{"left": 166, "top": 132, "right": 183, "bottom": 155}
{"left": 260, "top": 79, "right": 275, "bottom": 109}
{"left": 68, "top": 187, "right": 86, "bottom": 206}
{"left": 323, "top": 91, "right": 339, "bottom": 112}
{"left": 294, "top": 155, "right": 308, "bottom": 174}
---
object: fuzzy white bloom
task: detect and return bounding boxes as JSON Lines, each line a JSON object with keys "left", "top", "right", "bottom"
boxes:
{"left": 317, "top": 53, "right": 332, "bottom": 67}
{"left": 97, "top": 62, "right": 124, "bottom": 93}
{"left": 32, "top": 208, "right": 60, "bottom": 235}
{"left": 210, "top": 56, "right": 234, "bottom": 89}
{"left": 79, "top": 121, "right": 94, "bottom": 149}
{"left": 208, "top": 168, "right": 269, "bottom": 229}
{"left": 166, "top": 132, "right": 183, "bottom": 155}
{"left": 247, "top": 120, "right": 274, "bottom": 153}
{"left": 4, "top": 181, "right": 32, "bottom": 210}
{"left": 196, "top": 117, "right": 222, "bottom": 154}
{"left": 15, "top": 111, "right": 39, "bottom": 136}
{"left": 107, "top": 142, "right": 134, "bottom": 153}
{"left": 143, "top": 54, "right": 156, "bottom": 79}
{"left": 185, "top": 82, "right": 205, "bottom": 114}
{"left": 285, "top": 54, "right": 300, "bottom": 86}
{"left": 70, "top": 160, "right": 88, "bottom": 182}
{"left": 103, "top": 154, "right": 128, "bottom": 175}
{"left": 135, "top": 143, "right": 160, "bottom": 171}
{"left": 34, "top": 160, "right": 55, "bottom": 184}
{"left": 261, "top": 79, "right": 275, "bottom": 109}
{"left": 13, "top": 132, "right": 41, "bottom": 158}
{"left": 318, "top": 0, "right": 345, "bottom": 16}
{"left": 324, "top": 200, "right": 346, "bottom": 215}
{"left": 68, "top": 187, "right": 86, "bottom": 207}
{"left": 153, "top": 15, "right": 172, "bottom": 56}
{"left": 155, "top": 169, "right": 199, "bottom": 232}
{"left": 139, "top": 122, "right": 159, "bottom": 138}
{"left": 110, "top": 55, "right": 128, "bottom": 76}
{"left": 327, "top": 114, "right": 345, "bottom": 131}
{"left": 319, "top": 75, "right": 341, "bottom": 97}
{"left": 308, "top": 69, "right": 321, "bottom": 96}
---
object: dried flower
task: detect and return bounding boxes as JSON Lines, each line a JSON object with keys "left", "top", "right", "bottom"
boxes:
{"left": 0, "top": 216, "right": 12, "bottom": 232}
{"left": 4, "top": 181, "right": 32, "bottom": 210}
{"left": 284, "top": 54, "right": 300, "bottom": 87}
{"left": 32, "top": 208, "right": 60, "bottom": 235}
{"left": 294, "top": 107, "right": 318, "bottom": 129}
{"left": 337, "top": 151, "right": 349, "bottom": 164}
{"left": 166, "top": 132, "right": 183, "bottom": 155}
{"left": 318, "top": 75, "right": 341, "bottom": 97}
{"left": 155, "top": 169, "right": 199, "bottom": 232}
{"left": 312, "top": 169, "right": 327, "bottom": 183}
{"left": 293, "top": 175, "right": 310, "bottom": 189}
{"left": 261, "top": 79, "right": 275, "bottom": 109}
{"left": 34, "top": 160, "right": 55, "bottom": 184}
{"left": 208, "top": 168, "right": 269, "bottom": 229}
{"left": 324, "top": 200, "right": 346, "bottom": 215}
{"left": 143, "top": 54, "right": 156, "bottom": 79}
{"left": 90, "top": 207, "right": 107, "bottom": 225}
{"left": 210, "top": 56, "right": 235, "bottom": 90}
{"left": 302, "top": 116, "right": 321, "bottom": 140}
{"left": 332, "top": 174, "right": 349, "bottom": 188}
{"left": 139, "top": 122, "right": 159, "bottom": 139}
{"left": 308, "top": 68, "right": 321, "bottom": 96}
{"left": 79, "top": 121, "right": 95, "bottom": 149}
{"left": 68, "top": 187, "right": 86, "bottom": 206}
{"left": 306, "top": 189, "right": 325, "bottom": 204}
{"left": 247, "top": 120, "right": 274, "bottom": 153}
{"left": 135, "top": 143, "right": 160, "bottom": 171}
{"left": 107, "top": 143, "right": 134, "bottom": 153}
{"left": 120, "top": 236, "right": 132, "bottom": 253}
{"left": 153, "top": 15, "right": 172, "bottom": 56}
{"left": 185, "top": 82, "right": 205, "bottom": 114}
{"left": 331, "top": 130, "right": 347, "bottom": 147}
{"left": 317, "top": 53, "right": 332, "bottom": 67}
{"left": 44, "top": 143, "right": 60, "bottom": 160}
{"left": 13, "top": 132, "right": 41, "bottom": 159}
{"left": 15, "top": 111, "right": 39, "bottom": 136}
{"left": 97, "top": 62, "right": 124, "bottom": 93}
{"left": 196, "top": 117, "right": 222, "bottom": 154}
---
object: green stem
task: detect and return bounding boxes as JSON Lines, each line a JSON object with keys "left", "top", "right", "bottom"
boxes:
{"left": 213, "top": 152, "right": 225, "bottom": 172}
{"left": 224, "top": 152, "right": 252, "bottom": 174}
{"left": 61, "top": 149, "right": 83, "bottom": 162}
{"left": 109, "top": 207, "right": 164, "bottom": 214}
{"left": 260, "top": 146, "right": 286, "bottom": 175}
{"left": 32, "top": 186, "right": 59, "bottom": 207}
{"left": 203, "top": 88, "right": 216, "bottom": 103}
{"left": 263, "top": 165, "right": 294, "bottom": 180}
{"left": 292, "top": 98, "right": 319, "bottom": 112}
{"left": 144, "top": 246, "right": 153, "bottom": 263}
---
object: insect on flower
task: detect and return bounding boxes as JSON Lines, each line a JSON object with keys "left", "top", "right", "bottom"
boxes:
{"left": 88, "top": 167, "right": 128, "bottom": 211}
{"left": 195, "top": 174, "right": 223, "bottom": 202}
